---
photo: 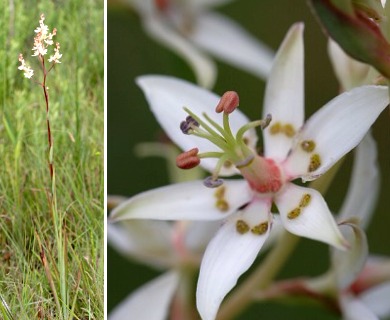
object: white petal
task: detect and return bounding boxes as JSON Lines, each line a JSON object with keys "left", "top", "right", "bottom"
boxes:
{"left": 190, "top": 12, "right": 273, "bottom": 80}
{"left": 332, "top": 222, "right": 368, "bottom": 290}
{"left": 360, "top": 282, "right": 390, "bottom": 318}
{"left": 338, "top": 133, "right": 379, "bottom": 229}
{"left": 109, "top": 180, "right": 252, "bottom": 222}
{"left": 109, "top": 271, "right": 179, "bottom": 320}
{"left": 328, "top": 39, "right": 371, "bottom": 91}
{"left": 340, "top": 293, "right": 379, "bottom": 320}
{"left": 284, "top": 86, "right": 389, "bottom": 181}
{"left": 275, "top": 183, "right": 347, "bottom": 249}
{"left": 263, "top": 23, "right": 305, "bottom": 161}
{"left": 136, "top": 75, "right": 258, "bottom": 176}
{"left": 107, "top": 221, "right": 175, "bottom": 269}
{"left": 197, "top": 200, "right": 272, "bottom": 320}
{"left": 143, "top": 16, "right": 217, "bottom": 89}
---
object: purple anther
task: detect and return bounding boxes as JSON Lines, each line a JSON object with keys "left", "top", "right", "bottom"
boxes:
{"left": 203, "top": 176, "right": 224, "bottom": 188}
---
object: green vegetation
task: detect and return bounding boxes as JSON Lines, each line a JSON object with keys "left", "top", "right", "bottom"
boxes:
{"left": 0, "top": 0, "right": 103, "bottom": 318}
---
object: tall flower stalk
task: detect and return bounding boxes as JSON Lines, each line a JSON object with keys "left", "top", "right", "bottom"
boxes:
{"left": 18, "top": 13, "right": 67, "bottom": 319}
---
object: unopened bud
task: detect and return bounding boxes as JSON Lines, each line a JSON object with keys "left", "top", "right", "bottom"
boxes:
{"left": 176, "top": 148, "right": 200, "bottom": 169}
{"left": 215, "top": 91, "right": 240, "bottom": 114}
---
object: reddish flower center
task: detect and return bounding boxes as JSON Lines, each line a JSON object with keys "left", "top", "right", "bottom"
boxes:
{"left": 239, "top": 156, "right": 283, "bottom": 194}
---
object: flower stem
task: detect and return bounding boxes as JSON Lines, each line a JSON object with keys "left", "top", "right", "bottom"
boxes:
{"left": 217, "top": 158, "right": 345, "bottom": 320}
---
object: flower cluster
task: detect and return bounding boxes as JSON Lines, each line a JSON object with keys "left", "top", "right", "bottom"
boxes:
{"left": 18, "top": 13, "right": 62, "bottom": 79}
{"left": 18, "top": 54, "right": 34, "bottom": 79}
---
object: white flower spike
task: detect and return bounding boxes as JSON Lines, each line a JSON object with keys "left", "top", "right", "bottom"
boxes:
{"left": 110, "top": 23, "right": 389, "bottom": 319}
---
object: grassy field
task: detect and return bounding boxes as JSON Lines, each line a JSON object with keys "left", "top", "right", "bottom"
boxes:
{"left": 0, "top": 0, "right": 104, "bottom": 319}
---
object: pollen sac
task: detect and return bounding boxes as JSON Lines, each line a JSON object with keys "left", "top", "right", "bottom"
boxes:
{"left": 301, "top": 140, "right": 316, "bottom": 152}
{"left": 176, "top": 148, "right": 200, "bottom": 169}
{"left": 308, "top": 154, "right": 321, "bottom": 172}
{"left": 215, "top": 91, "right": 239, "bottom": 114}
{"left": 180, "top": 116, "right": 199, "bottom": 134}
{"left": 236, "top": 220, "right": 250, "bottom": 234}
{"left": 261, "top": 114, "right": 272, "bottom": 130}
{"left": 251, "top": 222, "right": 269, "bottom": 235}
{"left": 204, "top": 176, "right": 224, "bottom": 188}
{"left": 287, "top": 207, "right": 301, "bottom": 219}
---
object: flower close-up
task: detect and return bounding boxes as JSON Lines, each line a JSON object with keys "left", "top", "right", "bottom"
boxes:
{"left": 110, "top": 23, "right": 389, "bottom": 319}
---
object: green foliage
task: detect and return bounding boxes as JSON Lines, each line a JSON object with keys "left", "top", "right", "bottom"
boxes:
{"left": 0, "top": 0, "right": 103, "bottom": 318}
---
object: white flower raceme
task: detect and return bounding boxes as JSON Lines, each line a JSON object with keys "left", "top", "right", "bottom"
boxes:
{"left": 127, "top": 0, "right": 274, "bottom": 88}
{"left": 32, "top": 13, "right": 57, "bottom": 57}
{"left": 110, "top": 23, "right": 389, "bottom": 320}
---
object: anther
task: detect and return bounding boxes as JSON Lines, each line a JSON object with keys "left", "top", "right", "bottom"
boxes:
{"left": 215, "top": 91, "right": 239, "bottom": 114}
{"left": 203, "top": 176, "right": 224, "bottom": 188}
{"left": 236, "top": 220, "right": 250, "bottom": 234}
{"left": 176, "top": 148, "right": 200, "bottom": 169}
{"left": 261, "top": 114, "right": 272, "bottom": 130}
{"left": 180, "top": 116, "right": 199, "bottom": 134}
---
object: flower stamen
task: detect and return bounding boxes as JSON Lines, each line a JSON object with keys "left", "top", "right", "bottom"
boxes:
{"left": 176, "top": 148, "right": 200, "bottom": 169}
{"left": 215, "top": 91, "right": 239, "bottom": 114}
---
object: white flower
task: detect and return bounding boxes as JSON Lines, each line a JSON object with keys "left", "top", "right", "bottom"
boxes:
{"left": 18, "top": 54, "right": 34, "bottom": 78}
{"left": 110, "top": 23, "right": 389, "bottom": 320}
{"left": 128, "top": 0, "right": 274, "bottom": 88}
{"left": 32, "top": 14, "right": 58, "bottom": 57}
{"left": 108, "top": 217, "right": 218, "bottom": 320}
{"left": 48, "top": 42, "right": 62, "bottom": 64}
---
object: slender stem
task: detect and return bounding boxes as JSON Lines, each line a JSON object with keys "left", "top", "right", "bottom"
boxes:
{"left": 217, "top": 159, "right": 345, "bottom": 320}
{"left": 40, "top": 55, "right": 67, "bottom": 319}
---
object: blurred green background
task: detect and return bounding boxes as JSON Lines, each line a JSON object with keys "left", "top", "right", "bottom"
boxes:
{"left": 108, "top": 0, "right": 390, "bottom": 318}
